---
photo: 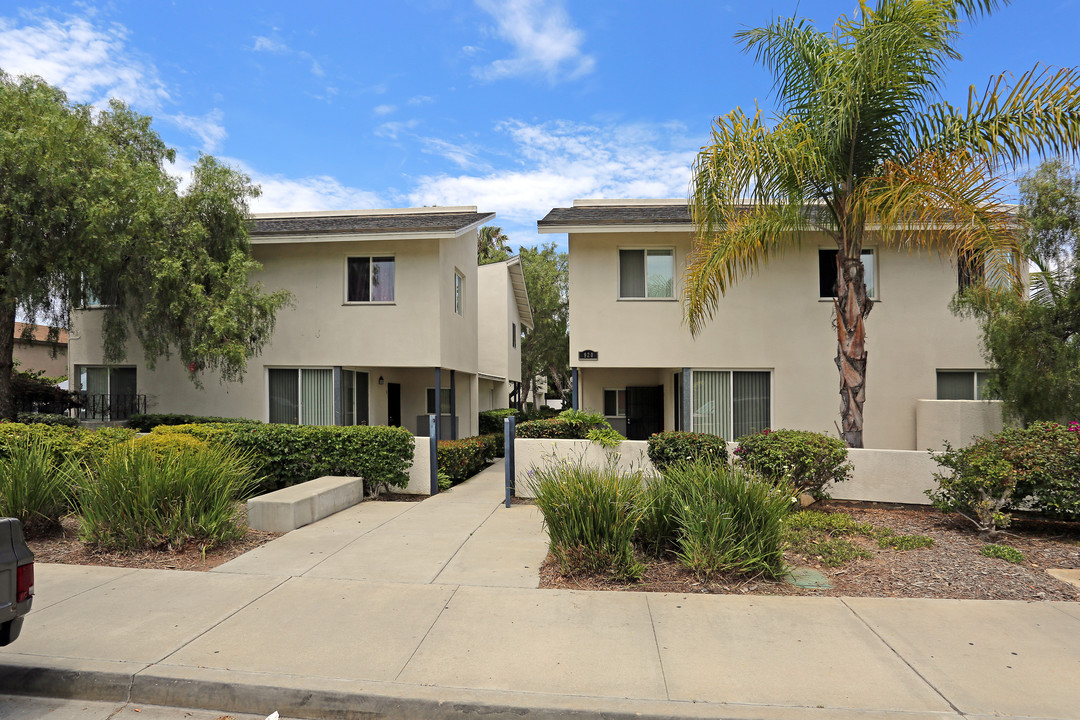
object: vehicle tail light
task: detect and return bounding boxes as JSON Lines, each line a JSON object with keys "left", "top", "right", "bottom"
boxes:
{"left": 16, "top": 562, "right": 33, "bottom": 603}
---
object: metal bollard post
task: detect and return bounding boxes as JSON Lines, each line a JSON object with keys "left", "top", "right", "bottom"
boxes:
{"left": 504, "top": 415, "right": 516, "bottom": 508}
{"left": 429, "top": 414, "right": 439, "bottom": 495}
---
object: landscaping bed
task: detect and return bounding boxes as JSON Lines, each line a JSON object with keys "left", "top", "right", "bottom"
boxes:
{"left": 539, "top": 500, "right": 1080, "bottom": 601}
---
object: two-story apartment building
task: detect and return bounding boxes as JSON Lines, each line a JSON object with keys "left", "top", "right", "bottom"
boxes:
{"left": 68, "top": 206, "right": 498, "bottom": 438}
{"left": 477, "top": 257, "right": 533, "bottom": 411}
{"left": 539, "top": 199, "right": 1003, "bottom": 451}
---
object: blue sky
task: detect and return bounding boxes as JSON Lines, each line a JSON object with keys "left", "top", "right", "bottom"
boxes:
{"left": 1, "top": 1, "right": 1077, "bottom": 248}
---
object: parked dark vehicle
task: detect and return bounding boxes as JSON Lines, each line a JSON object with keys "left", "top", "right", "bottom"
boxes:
{"left": 1, "top": 518, "right": 34, "bottom": 646}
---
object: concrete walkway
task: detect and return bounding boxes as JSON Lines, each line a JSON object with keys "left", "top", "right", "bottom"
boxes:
{"left": 2, "top": 460, "right": 1079, "bottom": 720}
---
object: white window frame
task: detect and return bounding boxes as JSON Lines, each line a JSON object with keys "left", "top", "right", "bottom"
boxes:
{"left": 818, "top": 248, "right": 877, "bottom": 301}
{"left": 603, "top": 388, "right": 626, "bottom": 418}
{"left": 426, "top": 387, "right": 453, "bottom": 416}
{"left": 936, "top": 370, "right": 992, "bottom": 400}
{"left": 266, "top": 366, "right": 335, "bottom": 425}
{"left": 618, "top": 247, "right": 676, "bottom": 301}
{"left": 689, "top": 369, "right": 774, "bottom": 438}
{"left": 344, "top": 255, "right": 396, "bottom": 304}
{"left": 454, "top": 269, "right": 465, "bottom": 316}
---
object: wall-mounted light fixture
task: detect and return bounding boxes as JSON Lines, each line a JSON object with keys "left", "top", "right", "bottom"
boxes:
{"left": 378, "top": 376, "right": 385, "bottom": 385}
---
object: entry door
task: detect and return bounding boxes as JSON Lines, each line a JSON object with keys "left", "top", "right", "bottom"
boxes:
{"left": 387, "top": 383, "right": 401, "bottom": 427}
{"left": 625, "top": 385, "right": 663, "bottom": 440}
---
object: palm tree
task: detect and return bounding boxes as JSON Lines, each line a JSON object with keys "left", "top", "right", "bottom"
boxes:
{"left": 685, "top": 0, "right": 1080, "bottom": 447}
{"left": 478, "top": 225, "right": 512, "bottom": 264}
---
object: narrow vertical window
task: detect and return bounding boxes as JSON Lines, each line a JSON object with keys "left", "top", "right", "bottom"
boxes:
{"left": 512, "top": 322, "right": 517, "bottom": 348}
{"left": 454, "top": 270, "right": 464, "bottom": 315}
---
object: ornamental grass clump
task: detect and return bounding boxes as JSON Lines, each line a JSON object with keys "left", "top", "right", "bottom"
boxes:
{"left": 0, "top": 436, "right": 77, "bottom": 537}
{"left": 527, "top": 458, "right": 645, "bottom": 580}
{"left": 660, "top": 461, "right": 795, "bottom": 580}
{"left": 77, "top": 441, "right": 259, "bottom": 551}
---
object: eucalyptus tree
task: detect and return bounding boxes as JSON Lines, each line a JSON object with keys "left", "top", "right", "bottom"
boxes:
{"left": 685, "top": 0, "right": 1080, "bottom": 447}
{"left": 0, "top": 72, "right": 290, "bottom": 420}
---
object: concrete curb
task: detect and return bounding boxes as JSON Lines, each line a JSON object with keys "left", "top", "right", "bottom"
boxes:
{"left": 0, "top": 660, "right": 961, "bottom": 720}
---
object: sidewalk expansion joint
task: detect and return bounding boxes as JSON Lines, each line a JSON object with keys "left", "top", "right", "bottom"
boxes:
{"left": 298, "top": 495, "right": 428, "bottom": 577}
{"left": 428, "top": 503, "right": 501, "bottom": 584}
{"left": 393, "top": 584, "right": 460, "bottom": 682}
{"left": 644, "top": 595, "right": 671, "bottom": 700}
{"left": 839, "top": 598, "right": 964, "bottom": 716}
{"left": 148, "top": 575, "right": 292, "bottom": 666}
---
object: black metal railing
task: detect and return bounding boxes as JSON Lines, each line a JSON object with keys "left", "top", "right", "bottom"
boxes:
{"left": 76, "top": 393, "right": 147, "bottom": 422}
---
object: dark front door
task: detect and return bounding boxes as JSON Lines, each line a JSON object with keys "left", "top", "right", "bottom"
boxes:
{"left": 625, "top": 385, "right": 663, "bottom": 440}
{"left": 387, "top": 383, "right": 401, "bottom": 427}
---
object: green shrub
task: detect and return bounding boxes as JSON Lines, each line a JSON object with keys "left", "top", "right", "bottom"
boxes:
{"left": 479, "top": 409, "right": 524, "bottom": 435}
{"left": 16, "top": 412, "right": 78, "bottom": 427}
{"left": 153, "top": 423, "right": 414, "bottom": 494}
{"left": 517, "top": 408, "right": 619, "bottom": 443}
{"left": 928, "top": 422, "right": 1080, "bottom": 537}
{"left": 0, "top": 436, "right": 77, "bottom": 536}
{"left": 658, "top": 461, "right": 794, "bottom": 579}
{"left": 647, "top": 431, "right": 728, "bottom": 470}
{"left": 77, "top": 442, "right": 259, "bottom": 551}
{"left": 734, "top": 429, "right": 852, "bottom": 497}
{"left": 438, "top": 437, "right": 489, "bottom": 483}
{"left": 586, "top": 426, "right": 626, "bottom": 448}
{"left": 134, "top": 432, "right": 208, "bottom": 458}
{"left": 478, "top": 432, "right": 505, "bottom": 458}
{"left": 877, "top": 533, "right": 934, "bottom": 551}
{"left": 125, "top": 413, "right": 262, "bottom": 433}
{"left": 981, "top": 543, "right": 1025, "bottom": 564}
{"left": 73, "top": 427, "right": 137, "bottom": 465}
{"left": 800, "top": 537, "right": 873, "bottom": 566}
{"left": 0, "top": 422, "right": 133, "bottom": 467}
{"left": 527, "top": 457, "right": 646, "bottom": 580}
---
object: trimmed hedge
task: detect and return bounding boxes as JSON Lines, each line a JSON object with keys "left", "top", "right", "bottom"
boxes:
{"left": 734, "top": 429, "right": 852, "bottom": 497}
{"left": 126, "top": 413, "right": 262, "bottom": 433}
{"left": 479, "top": 409, "right": 524, "bottom": 435}
{"left": 16, "top": 412, "right": 78, "bottom": 427}
{"left": 0, "top": 422, "right": 135, "bottom": 465}
{"left": 153, "top": 423, "right": 414, "bottom": 493}
{"left": 647, "top": 431, "right": 728, "bottom": 470}
{"left": 517, "top": 409, "right": 616, "bottom": 440}
{"left": 437, "top": 437, "right": 489, "bottom": 483}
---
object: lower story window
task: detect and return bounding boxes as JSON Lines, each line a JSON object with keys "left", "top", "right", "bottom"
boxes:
{"left": 603, "top": 388, "right": 626, "bottom": 417}
{"left": 691, "top": 370, "right": 771, "bottom": 440}
{"left": 936, "top": 370, "right": 991, "bottom": 400}
{"left": 269, "top": 368, "right": 333, "bottom": 425}
{"left": 426, "top": 387, "right": 452, "bottom": 415}
{"left": 75, "top": 365, "right": 139, "bottom": 420}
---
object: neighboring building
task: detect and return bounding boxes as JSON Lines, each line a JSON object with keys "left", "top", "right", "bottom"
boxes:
{"left": 13, "top": 322, "right": 68, "bottom": 378}
{"left": 538, "top": 199, "right": 1003, "bottom": 451}
{"left": 68, "top": 206, "right": 496, "bottom": 437}
{"left": 477, "top": 257, "right": 533, "bottom": 411}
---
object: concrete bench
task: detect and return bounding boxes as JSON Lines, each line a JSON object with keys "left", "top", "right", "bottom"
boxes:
{"left": 247, "top": 476, "right": 364, "bottom": 532}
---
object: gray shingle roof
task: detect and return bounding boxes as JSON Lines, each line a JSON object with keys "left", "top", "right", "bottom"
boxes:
{"left": 538, "top": 204, "right": 691, "bottom": 228}
{"left": 252, "top": 211, "right": 495, "bottom": 237}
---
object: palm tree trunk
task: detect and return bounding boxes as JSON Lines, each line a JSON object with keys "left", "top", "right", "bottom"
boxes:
{"left": 0, "top": 297, "right": 17, "bottom": 421}
{"left": 834, "top": 252, "right": 872, "bottom": 448}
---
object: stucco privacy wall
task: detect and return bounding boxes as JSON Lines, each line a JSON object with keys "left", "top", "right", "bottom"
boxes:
{"left": 916, "top": 399, "right": 1004, "bottom": 451}
{"left": 512, "top": 438, "right": 941, "bottom": 505}
{"left": 563, "top": 222, "right": 994, "bottom": 450}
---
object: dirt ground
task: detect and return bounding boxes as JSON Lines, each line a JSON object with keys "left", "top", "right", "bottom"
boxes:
{"left": 540, "top": 500, "right": 1080, "bottom": 601}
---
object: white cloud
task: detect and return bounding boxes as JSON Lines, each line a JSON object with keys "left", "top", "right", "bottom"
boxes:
{"left": 374, "top": 119, "right": 420, "bottom": 139}
{"left": 409, "top": 119, "right": 697, "bottom": 231}
{"left": 374, "top": 104, "right": 397, "bottom": 116}
{"left": 165, "top": 110, "right": 227, "bottom": 153}
{"left": 250, "top": 173, "right": 384, "bottom": 213}
{"left": 252, "top": 35, "right": 289, "bottom": 53}
{"left": 250, "top": 33, "right": 323, "bottom": 78}
{"left": 473, "top": 0, "right": 595, "bottom": 83}
{"left": 419, "top": 137, "right": 488, "bottom": 171}
{"left": 407, "top": 95, "right": 434, "bottom": 106}
{"left": 0, "top": 14, "right": 169, "bottom": 108}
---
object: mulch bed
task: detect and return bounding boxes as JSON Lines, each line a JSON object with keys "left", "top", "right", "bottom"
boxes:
{"left": 540, "top": 500, "right": 1080, "bottom": 601}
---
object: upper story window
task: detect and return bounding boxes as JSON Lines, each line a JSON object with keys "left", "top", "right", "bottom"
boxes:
{"left": 936, "top": 370, "right": 991, "bottom": 400}
{"left": 347, "top": 256, "right": 395, "bottom": 303}
{"left": 619, "top": 248, "right": 674, "bottom": 299}
{"left": 512, "top": 322, "right": 517, "bottom": 348}
{"left": 454, "top": 270, "right": 464, "bottom": 315}
{"left": 819, "top": 249, "right": 875, "bottom": 299}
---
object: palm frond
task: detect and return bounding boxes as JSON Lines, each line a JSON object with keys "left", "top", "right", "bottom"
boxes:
{"left": 856, "top": 149, "right": 1023, "bottom": 293}
{"left": 683, "top": 203, "right": 809, "bottom": 335}
{"left": 913, "top": 65, "right": 1080, "bottom": 167}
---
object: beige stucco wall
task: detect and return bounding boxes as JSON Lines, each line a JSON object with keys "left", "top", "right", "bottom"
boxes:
{"left": 14, "top": 341, "right": 68, "bottom": 378}
{"left": 915, "top": 399, "right": 1005, "bottom": 451}
{"left": 513, "top": 438, "right": 939, "bottom": 505}
{"left": 68, "top": 231, "right": 482, "bottom": 436}
{"left": 478, "top": 263, "right": 509, "bottom": 381}
{"left": 568, "top": 231, "right": 992, "bottom": 450}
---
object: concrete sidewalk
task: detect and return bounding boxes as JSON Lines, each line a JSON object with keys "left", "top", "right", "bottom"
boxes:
{"left": 2, "top": 461, "right": 1079, "bottom": 720}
